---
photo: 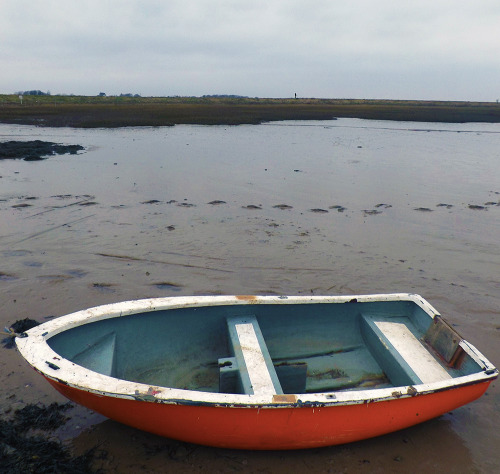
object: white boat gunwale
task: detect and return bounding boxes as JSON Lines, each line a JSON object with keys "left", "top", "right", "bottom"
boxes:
{"left": 16, "top": 293, "right": 497, "bottom": 408}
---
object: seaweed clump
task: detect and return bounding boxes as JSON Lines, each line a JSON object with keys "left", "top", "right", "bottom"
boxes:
{"left": 0, "top": 140, "right": 84, "bottom": 161}
{"left": 0, "top": 402, "right": 98, "bottom": 473}
{"left": 2, "top": 319, "right": 40, "bottom": 349}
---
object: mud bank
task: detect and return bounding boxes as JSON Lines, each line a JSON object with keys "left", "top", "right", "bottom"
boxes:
{"left": 0, "top": 97, "right": 499, "bottom": 128}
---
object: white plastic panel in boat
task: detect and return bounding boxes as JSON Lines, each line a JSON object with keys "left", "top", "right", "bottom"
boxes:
{"left": 374, "top": 320, "right": 451, "bottom": 383}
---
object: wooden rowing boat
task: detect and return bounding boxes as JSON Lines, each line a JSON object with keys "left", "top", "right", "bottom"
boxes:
{"left": 16, "top": 294, "right": 497, "bottom": 450}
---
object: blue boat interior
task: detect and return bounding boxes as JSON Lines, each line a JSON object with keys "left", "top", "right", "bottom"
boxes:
{"left": 47, "top": 300, "right": 483, "bottom": 395}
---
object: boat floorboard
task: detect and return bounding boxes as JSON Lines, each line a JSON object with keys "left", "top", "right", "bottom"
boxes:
{"left": 122, "top": 343, "right": 390, "bottom": 394}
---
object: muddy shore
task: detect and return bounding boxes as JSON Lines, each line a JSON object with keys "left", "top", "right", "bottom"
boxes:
{"left": 0, "top": 96, "right": 500, "bottom": 127}
{"left": 1, "top": 120, "right": 499, "bottom": 472}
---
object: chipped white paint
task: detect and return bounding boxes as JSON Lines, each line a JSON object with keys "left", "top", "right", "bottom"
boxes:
{"left": 374, "top": 321, "right": 451, "bottom": 383}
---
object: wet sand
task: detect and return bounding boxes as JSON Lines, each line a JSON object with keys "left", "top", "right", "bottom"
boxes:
{"left": 1, "top": 120, "right": 499, "bottom": 472}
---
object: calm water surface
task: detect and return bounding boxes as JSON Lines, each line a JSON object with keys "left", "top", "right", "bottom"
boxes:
{"left": 1, "top": 119, "right": 499, "bottom": 472}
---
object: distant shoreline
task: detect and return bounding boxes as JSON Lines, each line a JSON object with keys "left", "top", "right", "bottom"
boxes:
{"left": 0, "top": 96, "right": 499, "bottom": 128}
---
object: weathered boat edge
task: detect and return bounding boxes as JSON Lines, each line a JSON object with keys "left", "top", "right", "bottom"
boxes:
{"left": 15, "top": 293, "right": 498, "bottom": 449}
{"left": 16, "top": 293, "right": 497, "bottom": 408}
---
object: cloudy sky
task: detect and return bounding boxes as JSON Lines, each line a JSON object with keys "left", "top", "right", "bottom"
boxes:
{"left": 1, "top": 1, "right": 499, "bottom": 101}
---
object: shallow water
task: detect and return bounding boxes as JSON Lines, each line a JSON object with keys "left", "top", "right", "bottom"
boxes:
{"left": 1, "top": 119, "right": 499, "bottom": 472}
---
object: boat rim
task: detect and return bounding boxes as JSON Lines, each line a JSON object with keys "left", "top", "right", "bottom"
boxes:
{"left": 15, "top": 293, "right": 498, "bottom": 408}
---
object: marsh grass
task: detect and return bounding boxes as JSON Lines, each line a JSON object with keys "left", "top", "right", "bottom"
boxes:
{"left": 0, "top": 95, "right": 499, "bottom": 127}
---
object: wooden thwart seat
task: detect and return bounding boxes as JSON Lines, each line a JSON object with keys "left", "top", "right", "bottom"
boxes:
{"left": 219, "top": 316, "right": 283, "bottom": 395}
{"left": 361, "top": 313, "right": 452, "bottom": 386}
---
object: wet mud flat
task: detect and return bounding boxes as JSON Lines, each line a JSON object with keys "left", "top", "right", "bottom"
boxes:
{"left": 1, "top": 120, "right": 499, "bottom": 472}
{"left": 2, "top": 191, "right": 499, "bottom": 473}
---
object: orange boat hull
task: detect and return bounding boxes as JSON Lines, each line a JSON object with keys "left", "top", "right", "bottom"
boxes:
{"left": 46, "top": 378, "right": 491, "bottom": 450}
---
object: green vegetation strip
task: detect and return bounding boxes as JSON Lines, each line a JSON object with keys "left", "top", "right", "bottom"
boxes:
{"left": 0, "top": 95, "right": 499, "bottom": 127}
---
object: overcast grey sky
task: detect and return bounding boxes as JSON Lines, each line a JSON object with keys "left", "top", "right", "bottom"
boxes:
{"left": 1, "top": 0, "right": 499, "bottom": 101}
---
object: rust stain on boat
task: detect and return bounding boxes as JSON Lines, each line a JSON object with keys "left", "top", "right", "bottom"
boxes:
{"left": 236, "top": 295, "right": 258, "bottom": 301}
{"left": 273, "top": 394, "right": 298, "bottom": 404}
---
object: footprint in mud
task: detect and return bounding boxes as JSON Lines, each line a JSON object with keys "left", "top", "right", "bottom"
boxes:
{"left": 152, "top": 282, "right": 182, "bottom": 291}
{"left": 273, "top": 204, "right": 293, "bottom": 210}
{"left": 414, "top": 207, "right": 433, "bottom": 212}
{"left": 310, "top": 208, "right": 328, "bottom": 213}
{"left": 3, "top": 250, "right": 31, "bottom": 257}
{"left": 23, "top": 261, "right": 43, "bottom": 268}
{"left": 207, "top": 200, "right": 226, "bottom": 205}
{"left": 38, "top": 274, "right": 74, "bottom": 284}
{"left": 468, "top": 204, "right": 487, "bottom": 210}
{"left": 66, "top": 269, "right": 87, "bottom": 278}
{"left": 363, "top": 209, "right": 382, "bottom": 216}
{"left": 0, "top": 271, "right": 18, "bottom": 281}
{"left": 51, "top": 194, "right": 74, "bottom": 199}
{"left": 437, "top": 203, "right": 453, "bottom": 209}
{"left": 91, "top": 283, "right": 116, "bottom": 293}
{"left": 142, "top": 200, "right": 162, "bottom": 204}
{"left": 11, "top": 203, "right": 32, "bottom": 208}
{"left": 329, "top": 205, "right": 347, "bottom": 212}
{"left": 177, "top": 202, "right": 196, "bottom": 208}
{"left": 374, "top": 203, "right": 392, "bottom": 209}
{"left": 243, "top": 205, "right": 262, "bottom": 210}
